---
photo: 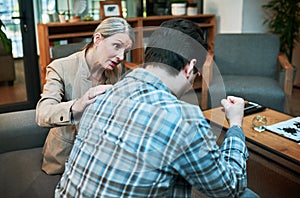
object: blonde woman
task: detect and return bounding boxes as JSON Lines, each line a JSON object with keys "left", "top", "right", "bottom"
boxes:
{"left": 36, "top": 17, "right": 135, "bottom": 175}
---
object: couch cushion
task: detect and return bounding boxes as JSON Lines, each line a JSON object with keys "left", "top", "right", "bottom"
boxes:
{"left": 0, "top": 147, "right": 61, "bottom": 198}
{"left": 0, "top": 109, "right": 50, "bottom": 154}
{"left": 209, "top": 75, "right": 285, "bottom": 112}
{"left": 214, "top": 33, "right": 279, "bottom": 78}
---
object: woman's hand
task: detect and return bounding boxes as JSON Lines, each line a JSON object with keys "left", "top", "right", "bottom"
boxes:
{"left": 71, "top": 84, "right": 112, "bottom": 122}
{"left": 221, "top": 96, "right": 245, "bottom": 128}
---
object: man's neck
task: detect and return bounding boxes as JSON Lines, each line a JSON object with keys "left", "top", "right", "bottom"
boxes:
{"left": 145, "top": 65, "right": 192, "bottom": 98}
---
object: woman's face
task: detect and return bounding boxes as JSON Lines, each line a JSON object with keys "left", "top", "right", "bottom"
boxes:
{"left": 93, "top": 32, "right": 133, "bottom": 70}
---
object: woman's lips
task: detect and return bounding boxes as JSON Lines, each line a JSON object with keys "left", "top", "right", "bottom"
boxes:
{"left": 110, "top": 61, "right": 118, "bottom": 67}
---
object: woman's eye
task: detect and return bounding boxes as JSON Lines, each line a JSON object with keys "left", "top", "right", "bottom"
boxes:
{"left": 113, "top": 43, "right": 121, "bottom": 49}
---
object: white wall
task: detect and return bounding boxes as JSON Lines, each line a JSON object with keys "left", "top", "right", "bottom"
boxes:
{"left": 242, "top": 0, "right": 269, "bottom": 33}
{"left": 203, "top": 0, "right": 269, "bottom": 33}
{"left": 203, "top": 0, "right": 243, "bottom": 33}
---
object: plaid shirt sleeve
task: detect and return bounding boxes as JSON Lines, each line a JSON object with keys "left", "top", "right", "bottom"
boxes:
{"left": 171, "top": 120, "right": 248, "bottom": 198}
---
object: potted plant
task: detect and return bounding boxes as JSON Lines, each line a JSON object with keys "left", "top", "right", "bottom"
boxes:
{"left": 263, "top": 0, "right": 300, "bottom": 62}
{"left": 0, "top": 19, "right": 12, "bottom": 54}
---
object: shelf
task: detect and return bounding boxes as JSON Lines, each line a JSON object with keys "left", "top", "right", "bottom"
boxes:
{"left": 45, "top": 20, "right": 103, "bottom": 27}
{"left": 48, "top": 32, "right": 94, "bottom": 39}
{"left": 37, "top": 14, "right": 216, "bottom": 87}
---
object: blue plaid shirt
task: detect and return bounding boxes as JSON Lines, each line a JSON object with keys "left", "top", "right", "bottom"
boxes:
{"left": 55, "top": 68, "right": 248, "bottom": 198}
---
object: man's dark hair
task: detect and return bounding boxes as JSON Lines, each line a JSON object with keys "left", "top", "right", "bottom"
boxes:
{"left": 144, "top": 18, "right": 207, "bottom": 75}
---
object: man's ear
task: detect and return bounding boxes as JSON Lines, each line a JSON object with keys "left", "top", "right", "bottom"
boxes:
{"left": 184, "top": 59, "right": 197, "bottom": 78}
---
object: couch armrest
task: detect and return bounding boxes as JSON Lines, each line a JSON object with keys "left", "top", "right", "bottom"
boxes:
{"left": 0, "top": 109, "right": 50, "bottom": 154}
{"left": 278, "top": 53, "right": 294, "bottom": 96}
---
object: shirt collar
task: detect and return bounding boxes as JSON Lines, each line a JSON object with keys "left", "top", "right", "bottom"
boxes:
{"left": 126, "top": 68, "right": 172, "bottom": 94}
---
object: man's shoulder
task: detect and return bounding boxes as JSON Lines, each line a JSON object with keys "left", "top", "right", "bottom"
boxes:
{"left": 178, "top": 101, "right": 206, "bottom": 121}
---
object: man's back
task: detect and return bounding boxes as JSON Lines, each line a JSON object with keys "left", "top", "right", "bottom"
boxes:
{"left": 56, "top": 69, "right": 214, "bottom": 197}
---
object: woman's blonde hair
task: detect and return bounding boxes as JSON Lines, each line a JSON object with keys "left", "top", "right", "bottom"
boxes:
{"left": 85, "top": 17, "right": 135, "bottom": 49}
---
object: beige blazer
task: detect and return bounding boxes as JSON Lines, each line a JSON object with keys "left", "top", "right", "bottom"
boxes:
{"left": 36, "top": 50, "right": 120, "bottom": 127}
{"left": 36, "top": 50, "right": 121, "bottom": 174}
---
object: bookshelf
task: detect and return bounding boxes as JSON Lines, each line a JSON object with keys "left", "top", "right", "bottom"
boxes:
{"left": 37, "top": 14, "right": 216, "bottom": 86}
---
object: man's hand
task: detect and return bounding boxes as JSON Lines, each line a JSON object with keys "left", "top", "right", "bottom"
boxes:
{"left": 221, "top": 96, "right": 244, "bottom": 128}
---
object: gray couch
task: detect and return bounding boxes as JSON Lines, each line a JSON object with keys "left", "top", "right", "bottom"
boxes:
{"left": 0, "top": 109, "right": 61, "bottom": 198}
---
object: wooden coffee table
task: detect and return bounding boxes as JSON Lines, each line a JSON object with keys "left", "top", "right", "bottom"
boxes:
{"left": 203, "top": 107, "right": 300, "bottom": 197}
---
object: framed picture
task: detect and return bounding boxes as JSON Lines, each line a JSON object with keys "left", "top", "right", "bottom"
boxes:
{"left": 100, "top": 1, "right": 122, "bottom": 19}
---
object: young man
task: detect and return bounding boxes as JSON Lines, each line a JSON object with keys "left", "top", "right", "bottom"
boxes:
{"left": 55, "top": 18, "right": 250, "bottom": 197}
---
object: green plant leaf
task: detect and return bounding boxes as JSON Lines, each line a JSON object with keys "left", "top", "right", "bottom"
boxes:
{"left": 0, "top": 19, "right": 12, "bottom": 53}
{"left": 262, "top": 0, "right": 300, "bottom": 62}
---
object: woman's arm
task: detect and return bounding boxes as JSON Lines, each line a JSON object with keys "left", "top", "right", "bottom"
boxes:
{"left": 36, "top": 64, "right": 75, "bottom": 127}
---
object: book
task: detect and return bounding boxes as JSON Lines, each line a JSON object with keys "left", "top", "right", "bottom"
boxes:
{"left": 265, "top": 117, "right": 300, "bottom": 143}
